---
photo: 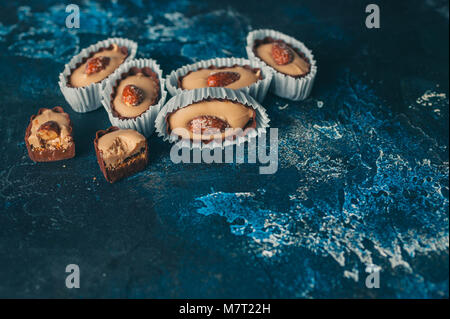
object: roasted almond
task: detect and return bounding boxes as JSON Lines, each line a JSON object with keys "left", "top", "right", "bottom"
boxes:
{"left": 121, "top": 84, "right": 145, "bottom": 107}
{"left": 187, "top": 116, "right": 230, "bottom": 135}
{"left": 271, "top": 41, "right": 294, "bottom": 65}
{"left": 207, "top": 71, "right": 241, "bottom": 87}
{"left": 85, "top": 56, "right": 111, "bottom": 75}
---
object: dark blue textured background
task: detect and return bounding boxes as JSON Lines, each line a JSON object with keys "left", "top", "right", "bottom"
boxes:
{"left": 0, "top": 0, "right": 448, "bottom": 298}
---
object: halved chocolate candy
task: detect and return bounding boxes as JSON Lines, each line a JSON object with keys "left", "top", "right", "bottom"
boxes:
{"left": 25, "top": 107, "right": 75, "bottom": 162}
{"left": 94, "top": 127, "right": 148, "bottom": 183}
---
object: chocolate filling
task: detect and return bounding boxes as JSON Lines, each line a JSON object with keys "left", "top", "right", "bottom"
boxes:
{"left": 26, "top": 107, "right": 73, "bottom": 152}
{"left": 107, "top": 147, "right": 147, "bottom": 170}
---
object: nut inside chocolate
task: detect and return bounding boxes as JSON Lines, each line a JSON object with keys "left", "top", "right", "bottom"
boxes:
{"left": 37, "top": 121, "right": 61, "bottom": 141}
{"left": 108, "top": 147, "right": 147, "bottom": 170}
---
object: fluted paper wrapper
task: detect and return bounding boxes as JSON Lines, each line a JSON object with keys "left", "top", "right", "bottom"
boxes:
{"left": 101, "top": 58, "right": 167, "bottom": 137}
{"left": 246, "top": 29, "right": 317, "bottom": 101}
{"left": 155, "top": 88, "right": 270, "bottom": 150}
{"left": 166, "top": 57, "right": 274, "bottom": 103}
{"left": 58, "top": 38, "right": 138, "bottom": 113}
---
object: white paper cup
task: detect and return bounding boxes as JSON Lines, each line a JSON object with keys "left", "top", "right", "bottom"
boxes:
{"left": 246, "top": 29, "right": 317, "bottom": 101}
{"left": 166, "top": 57, "right": 274, "bottom": 103}
{"left": 155, "top": 87, "right": 270, "bottom": 150}
{"left": 101, "top": 58, "right": 167, "bottom": 137}
{"left": 58, "top": 38, "right": 138, "bottom": 113}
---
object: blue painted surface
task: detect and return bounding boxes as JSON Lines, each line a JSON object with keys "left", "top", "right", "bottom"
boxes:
{"left": 0, "top": 0, "right": 448, "bottom": 298}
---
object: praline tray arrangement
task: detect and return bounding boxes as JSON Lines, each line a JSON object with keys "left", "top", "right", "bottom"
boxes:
{"left": 101, "top": 58, "right": 167, "bottom": 137}
{"left": 58, "top": 37, "right": 138, "bottom": 113}
{"left": 26, "top": 28, "right": 316, "bottom": 182}
{"left": 246, "top": 29, "right": 317, "bottom": 101}
{"left": 165, "top": 57, "right": 274, "bottom": 103}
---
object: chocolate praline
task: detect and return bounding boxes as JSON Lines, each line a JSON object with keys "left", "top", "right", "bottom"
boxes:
{"left": 165, "top": 98, "right": 257, "bottom": 142}
{"left": 110, "top": 66, "right": 160, "bottom": 119}
{"left": 253, "top": 37, "right": 310, "bottom": 78}
{"left": 68, "top": 43, "right": 129, "bottom": 88}
{"left": 178, "top": 65, "right": 263, "bottom": 90}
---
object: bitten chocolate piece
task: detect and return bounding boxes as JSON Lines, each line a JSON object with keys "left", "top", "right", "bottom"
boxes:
{"left": 94, "top": 127, "right": 148, "bottom": 183}
{"left": 25, "top": 106, "right": 75, "bottom": 162}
